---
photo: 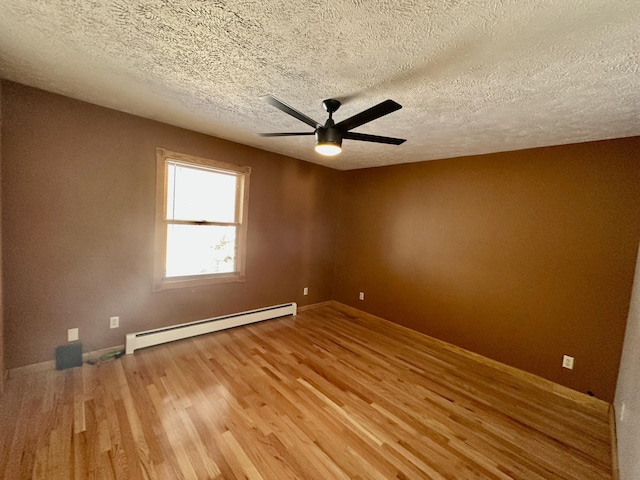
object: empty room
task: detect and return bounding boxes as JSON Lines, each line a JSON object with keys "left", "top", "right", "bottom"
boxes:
{"left": 0, "top": 1, "right": 639, "bottom": 479}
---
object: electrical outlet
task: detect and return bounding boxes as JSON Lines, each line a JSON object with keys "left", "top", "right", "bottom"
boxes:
{"left": 620, "top": 403, "right": 626, "bottom": 422}
{"left": 68, "top": 328, "right": 79, "bottom": 342}
{"left": 562, "top": 355, "right": 574, "bottom": 370}
{"left": 110, "top": 316, "right": 119, "bottom": 329}
{"left": 359, "top": 292, "right": 365, "bottom": 301}
{"left": 303, "top": 287, "right": 309, "bottom": 296}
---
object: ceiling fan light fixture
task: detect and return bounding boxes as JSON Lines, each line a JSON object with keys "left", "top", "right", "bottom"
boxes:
{"left": 315, "top": 127, "right": 342, "bottom": 156}
{"left": 259, "top": 95, "right": 405, "bottom": 157}
{"left": 315, "top": 143, "right": 342, "bottom": 156}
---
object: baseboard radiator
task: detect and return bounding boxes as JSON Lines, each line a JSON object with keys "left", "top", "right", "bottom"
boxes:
{"left": 125, "top": 302, "right": 297, "bottom": 355}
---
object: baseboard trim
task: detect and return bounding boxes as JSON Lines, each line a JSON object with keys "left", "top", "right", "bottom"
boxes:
{"left": 609, "top": 404, "right": 620, "bottom": 480}
{"left": 9, "top": 360, "right": 56, "bottom": 377}
{"left": 297, "top": 301, "right": 334, "bottom": 313}
{"left": 330, "top": 301, "right": 610, "bottom": 414}
{"left": 1, "top": 368, "right": 7, "bottom": 397}
{"left": 9, "top": 345, "right": 125, "bottom": 377}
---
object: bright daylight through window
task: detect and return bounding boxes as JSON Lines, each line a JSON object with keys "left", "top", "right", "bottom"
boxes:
{"left": 154, "top": 149, "right": 250, "bottom": 290}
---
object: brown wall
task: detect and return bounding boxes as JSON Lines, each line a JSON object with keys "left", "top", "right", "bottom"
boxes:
{"left": 333, "top": 138, "right": 640, "bottom": 402}
{"left": 3, "top": 80, "right": 639, "bottom": 403}
{"left": 1, "top": 81, "right": 340, "bottom": 368}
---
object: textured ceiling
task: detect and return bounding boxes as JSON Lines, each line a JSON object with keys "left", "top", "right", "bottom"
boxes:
{"left": 0, "top": 1, "right": 638, "bottom": 170}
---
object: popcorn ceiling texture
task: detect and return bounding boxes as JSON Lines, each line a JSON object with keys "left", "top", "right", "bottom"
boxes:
{"left": 0, "top": 0, "right": 638, "bottom": 169}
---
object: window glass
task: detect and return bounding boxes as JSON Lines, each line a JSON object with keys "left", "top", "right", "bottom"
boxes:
{"left": 154, "top": 149, "right": 250, "bottom": 291}
{"left": 166, "top": 162, "right": 237, "bottom": 223}
{"left": 165, "top": 225, "right": 237, "bottom": 277}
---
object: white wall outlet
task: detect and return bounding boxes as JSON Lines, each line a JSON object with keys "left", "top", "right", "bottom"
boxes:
{"left": 562, "top": 355, "right": 574, "bottom": 370}
{"left": 303, "top": 287, "right": 309, "bottom": 296}
{"left": 359, "top": 292, "right": 365, "bottom": 301}
{"left": 620, "top": 403, "right": 626, "bottom": 422}
{"left": 110, "top": 316, "right": 120, "bottom": 329}
{"left": 68, "top": 328, "right": 79, "bottom": 342}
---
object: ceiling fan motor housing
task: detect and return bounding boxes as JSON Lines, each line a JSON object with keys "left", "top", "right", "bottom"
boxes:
{"left": 315, "top": 126, "right": 342, "bottom": 148}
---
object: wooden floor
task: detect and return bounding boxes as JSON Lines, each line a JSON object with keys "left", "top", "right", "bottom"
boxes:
{"left": 0, "top": 304, "right": 614, "bottom": 479}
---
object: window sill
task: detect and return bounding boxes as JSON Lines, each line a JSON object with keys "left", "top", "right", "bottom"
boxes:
{"left": 153, "top": 273, "right": 246, "bottom": 291}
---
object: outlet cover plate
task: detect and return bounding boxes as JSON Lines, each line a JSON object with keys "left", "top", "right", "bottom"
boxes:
{"left": 68, "top": 328, "right": 79, "bottom": 342}
{"left": 562, "top": 355, "right": 574, "bottom": 369}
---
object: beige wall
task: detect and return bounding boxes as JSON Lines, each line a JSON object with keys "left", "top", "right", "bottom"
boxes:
{"left": 333, "top": 139, "right": 640, "bottom": 402}
{"left": 0, "top": 80, "right": 4, "bottom": 395}
{"left": 1, "top": 81, "right": 339, "bottom": 368}
{"left": 615, "top": 244, "right": 640, "bottom": 480}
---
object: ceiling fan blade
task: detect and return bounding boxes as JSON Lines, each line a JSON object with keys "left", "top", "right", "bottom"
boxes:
{"left": 260, "top": 95, "right": 321, "bottom": 129}
{"left": 258, "top": 132, "right": 315, "bottom": 137}
{"left": 343, "top": 132, "right": 406, "bottom": 145}
{"left": 335, "top": 99, "right": 402, "bottom": 132}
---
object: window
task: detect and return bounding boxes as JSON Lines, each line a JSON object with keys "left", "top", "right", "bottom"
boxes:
{"left": 153, "top": 148, "right": 250, "bottom": 291}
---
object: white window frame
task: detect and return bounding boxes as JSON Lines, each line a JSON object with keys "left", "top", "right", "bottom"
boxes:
{"left": 153, "top": 148, "right": 251, "bottom": 291}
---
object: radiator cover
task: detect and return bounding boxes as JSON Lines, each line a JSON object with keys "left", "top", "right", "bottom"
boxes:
{"left": 125, "top": 302, "right": 297, "bottom": 354}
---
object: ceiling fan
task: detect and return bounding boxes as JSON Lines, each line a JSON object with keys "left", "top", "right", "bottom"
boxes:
{"left": 258, "top": 95, "right": 406, "bottom": 156}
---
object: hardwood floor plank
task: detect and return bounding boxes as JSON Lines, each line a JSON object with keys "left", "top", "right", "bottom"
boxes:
{"left": 0, "top": 304, "right": 615, "bottom": 479}
{"left": 220, "top": 430, "right": 265, "bottom": 480}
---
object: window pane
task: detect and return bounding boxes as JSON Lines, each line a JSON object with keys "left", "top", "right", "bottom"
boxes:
{"left": 165, "top": 224, "right": 237, "bottom": 277}
{"left": 166, "top": 162, "right": 237, "bottom": 222}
